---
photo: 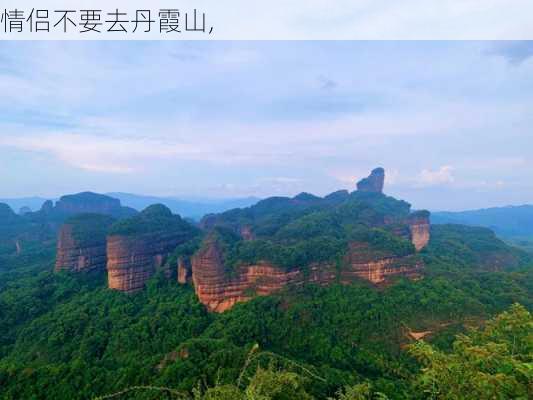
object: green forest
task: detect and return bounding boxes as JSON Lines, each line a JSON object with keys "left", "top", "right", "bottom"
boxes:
{"left": 0, "top": 222, "right": 532, "bottom": 399}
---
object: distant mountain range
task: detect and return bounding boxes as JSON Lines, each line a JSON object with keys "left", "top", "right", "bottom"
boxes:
{"left": 432, "top": 205, "right": 533, "bottom": 238}
{"left": 0, "top": 193, "right": 260, "bottom": 220}
{"left": 3, "top": 194, "right": 532, "bottom": 238}
{"left": 0, "top": 197, "right": 49, "bottom": 214}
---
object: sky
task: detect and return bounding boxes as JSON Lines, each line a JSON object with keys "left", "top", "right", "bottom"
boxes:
{"left": 0, "top": 41, "right": 532, "bottom": 211}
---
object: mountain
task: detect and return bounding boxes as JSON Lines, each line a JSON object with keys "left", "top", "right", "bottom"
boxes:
{"left": 187, "top": 168, "right": 433, "bottom": 312}
{"left": 0, "top": 193, "right": 260, "bottom": 221}
{"left": 433, "top": 205, "right": 533, "bottom": 252}
{"left": 0, "top": 170, "right": 531, "bottom": 399}
{"left": 0, "top": 192, "right": 137, "bottom": 264}
{"left": 0, "top": 197, "right": 48, "bottom": 213}
{"left": 106, "top": 192, "right": 260, "bottom": 220}
{"left": 50, "top": 170, "right": 532, "bottom": 313}
{"left": 432, "top": 205, "right": 533, "bottom": 237}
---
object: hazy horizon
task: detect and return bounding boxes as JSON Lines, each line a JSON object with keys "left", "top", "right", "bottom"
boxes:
{"left": 1, "top": 41, "right": 533, "bottom": 211}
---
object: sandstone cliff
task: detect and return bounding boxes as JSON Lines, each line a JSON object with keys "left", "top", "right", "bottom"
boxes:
{"left": 107, "top": 232, "right": 182, "bottom": 292}
{"left": 191, "top": 238, "right": 423, "bottom": 313}
{"left": 408, "top": 211, "right": 431, "bottom": 251}
{"left": 191, "top": 239, "right": 309, "bottom": 312}
{"left": 341, "top": 242, "right": 423, "bottom": 284}
{"left": 107, "top": 204, "right": 199, "bottom": 293}
{"left": 55, "top": 214, "right": 114, "bottom": 273}
{"left": 188, "top": 167, "right": 433, "bottom": 312}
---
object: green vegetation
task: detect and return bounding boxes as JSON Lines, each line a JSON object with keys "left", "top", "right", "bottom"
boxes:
{"left": 504, "top": 236, "right": 533, "bottom": 254}
{"left": 202, "top": 192, "right": 417, "bottom": 274}
{"left": 205, "top": 191, "right": 410, "bottom": 240}
{"left": 109, "top": 204, "right": 200, "bottom": 237}
{"left": 426, "top": 224, "right": 530, "bottom": 270}
{"left": 66, "top": 214, "right": 115, "bottom": 246}
{"left": 0, "top": 227, "right": 531, "bottom": 399}
{"left": 0, "top": 192, "right": 531, "bottom": 399}
{"left": 409, "top": 304, "right": 532, "bottom": 399}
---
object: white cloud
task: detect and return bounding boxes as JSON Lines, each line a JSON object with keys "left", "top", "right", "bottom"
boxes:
{"left": 416, "top": 165, "right": 455, "bottom": 186}
{"left": 0, "top": 132, "right": 206, "bottom": 174}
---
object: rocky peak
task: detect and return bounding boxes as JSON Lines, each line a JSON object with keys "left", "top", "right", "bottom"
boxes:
{"left": 357, "top": 167, "right": 385, "bottom": 193}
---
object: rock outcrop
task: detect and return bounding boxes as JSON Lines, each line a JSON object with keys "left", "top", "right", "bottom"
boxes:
{"left": 107, "top": 232, "right": 182, "bottom": 292}
{"left": 107, "top": 204, "right": 199, "bottom": 293}
{"left": 55, "top": 214, "right": 114, "bottom": 273}
{"left": 357, "top": 167, "right": 385, "bottom": 193}
{"left": 54, "top": 192, "right": 137, "bottom": 219}
{"left": 191, "top": 238, "right": 423, "bottom": 313}
{"left": 341, "top": 242, "right": 423, "bottom": 284}
{"left": 408, "top": 211, "right": 431, "bottom": 251}
{"left": 191, "top": 239, "right": 308, "bottom": 312}
{"left": 177, "top": 257, "right": 192, "bottom": 284}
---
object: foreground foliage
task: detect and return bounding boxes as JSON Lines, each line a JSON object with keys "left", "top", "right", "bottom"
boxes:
{"left": 409, "top": 304, "right": 532, "bottom": 400}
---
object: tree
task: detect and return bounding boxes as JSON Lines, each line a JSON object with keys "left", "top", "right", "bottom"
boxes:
{"left": 408, "top": 304, "right": 533, "bottom": 399}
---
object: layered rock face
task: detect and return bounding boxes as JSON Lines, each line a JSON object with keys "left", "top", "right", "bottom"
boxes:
{"left": 192, "top": 239, "right": 422, "bottom": 313}
{"left": 191, "top": 240, "right": 229, "bottom": 311}
{"left": 357, "top": 167, "right": 385, "bottom": 193}
{"left": 107, "top": 232, "right": 183, "bottom": 292}
{"left": 55, "top": 214, "right": 114, "bottom": 273}
{"left": 192, "top": 240, "right": 306, "bottom": 312}
{"left": 408, "top": 211, "right": 431, "bottom": 251}
{"left": 55, "top": 227, "right": 106, "bottom": 273}
{"left": 341, "top": 242, "right": 423, "bottom": 284}
{"left": 107, "top": 204, "right": 199, "bottom": 293}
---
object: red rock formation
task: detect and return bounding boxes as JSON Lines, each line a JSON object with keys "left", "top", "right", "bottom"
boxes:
{"left": 191, "top": 239, "right": 309, "bottom": 312}
{"left": 341, "top": 242, "right": 423, "bottom": 284}
{"left": 55, "top": 224, "right": 108, "bottom": 273}
{"left": 192, "top": 239, "right": 422, "bottom": 313}
{"left": 357, "top": 167, "right": 385, "bottom": 193}
{"left": 107, "top": 232, "right": 181, "bottom": 292}
{"left": 408, "top": 211, "right": 431, "bottom": 251}
{"left": 191, "top": 239, "right": 229, "bottom": 311}
{"left": 177, "top": 256, "right": 192, "bottom": 284}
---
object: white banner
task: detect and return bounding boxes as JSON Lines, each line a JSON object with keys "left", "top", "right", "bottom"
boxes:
{"left": 0, "top": 0, "right": 533, "bottom": 40}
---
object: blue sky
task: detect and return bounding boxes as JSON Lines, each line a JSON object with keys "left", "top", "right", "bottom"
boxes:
{"left": 0, "top": 41, "right": 532, "bottom": 210}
